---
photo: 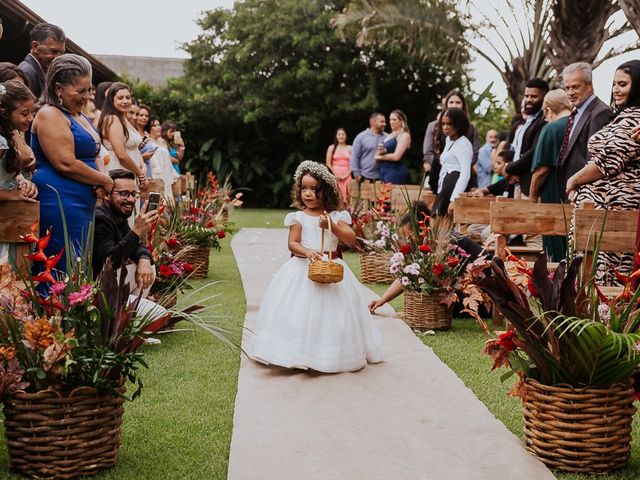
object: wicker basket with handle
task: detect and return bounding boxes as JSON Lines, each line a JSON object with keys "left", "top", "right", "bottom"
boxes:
{"left": 308, "top": 215, "right": 344, "bottom": 283}
{"left": 403, "top": 291, "right": 452, "bottom": 331}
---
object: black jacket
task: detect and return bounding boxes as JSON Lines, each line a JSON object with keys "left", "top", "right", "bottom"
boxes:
{"left": 18, "top": 54, "right": 45, "bottom": 99}
{"left": 92, "top": 203, "right": 152, "bottom": 277}
{"left": 505, "top": 111, "right": 547, "bottom": 196}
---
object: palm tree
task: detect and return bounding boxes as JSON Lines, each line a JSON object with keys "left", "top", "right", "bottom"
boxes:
{"left": 620, "top": 0, "right": 640, "bottom": 37}
{"left": 335, "top": 0, "right": 637, "bottom": 107}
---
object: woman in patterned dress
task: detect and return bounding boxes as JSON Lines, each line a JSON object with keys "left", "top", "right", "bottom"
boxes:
{"left": 566, "top": 60, "right": 640, "bottom": 285}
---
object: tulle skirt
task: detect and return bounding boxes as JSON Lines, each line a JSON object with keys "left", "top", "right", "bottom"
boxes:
{"left": 249, "top": 256, "right": 384, "bottom": 372}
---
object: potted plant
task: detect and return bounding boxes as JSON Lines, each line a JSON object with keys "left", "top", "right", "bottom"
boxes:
{"left": 149, "top": 244, "right": 194, "bottom": 309}
{"left": 0, "top": 225, "right": 230, "bottom": 478}
{"left": 388, "top": 213, "right": 468, "bottom": 331}
{"left": 471, "top": 253, "right": 640, "bottom": 474}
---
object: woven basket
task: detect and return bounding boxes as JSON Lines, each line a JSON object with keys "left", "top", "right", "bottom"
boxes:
{"left": 308, "top": 218, "right": 344, "bottom": 283}
{"left": 359, "top": 251, "right": 394, "bottom": 283}
{"left": 3, "top": 385, "right": 126, "bottom": 479}
{"left": 181, "top": 246, "right": 210, "bottom": 279}
{"left": 403, "top": 291, "right": 452, "bottom": 331}
{"left": 522, "top": 378, "right": 635, "bottom": 474}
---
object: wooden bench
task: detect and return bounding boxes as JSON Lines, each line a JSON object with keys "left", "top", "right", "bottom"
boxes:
{"left": 453, "top": 194, "right": 494, "bottom": 233}
{"left": 574, "top": 205, "right": 637, "bottom": 295}
{"left": 0, "top": 200, "right": 40, "bottom": 277}
{"left": 489, "top": 199, "right": 572, "bottom": 261}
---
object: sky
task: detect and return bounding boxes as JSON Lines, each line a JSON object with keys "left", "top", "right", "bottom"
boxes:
{"left": 19, "top": 0, "right": 640, "bottom": 106}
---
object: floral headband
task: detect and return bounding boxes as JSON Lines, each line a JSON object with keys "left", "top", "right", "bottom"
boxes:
{"left": 293, "top": 160, "right": 339, "bottom": 195}
{"left": 0, "top": 83, "right": 5, "bottom": 98}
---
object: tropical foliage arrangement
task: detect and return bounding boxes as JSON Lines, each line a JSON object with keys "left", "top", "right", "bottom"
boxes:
{"left": 388, "top": 214, "right": 468, "bottom": 304}
{"left": 469, "top": 251, "right": 640, "bottom": 396}
{"left": 0, "top": 227, "right": 195, "bottom": 400}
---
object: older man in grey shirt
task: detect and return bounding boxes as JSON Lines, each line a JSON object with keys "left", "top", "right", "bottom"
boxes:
{"left": 350, "top": 112, "right": 386, "bottom": 182}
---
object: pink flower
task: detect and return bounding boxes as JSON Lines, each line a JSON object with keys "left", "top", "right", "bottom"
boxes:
{"left": 50, "top": 282, "right": 66, "bottom": 296}
{"left": 68, "top": 284, "right": 93, "bottom": 307}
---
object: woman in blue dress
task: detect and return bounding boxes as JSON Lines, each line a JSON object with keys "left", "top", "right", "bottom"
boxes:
{"left": 375, "top": 109, "right": 410, "bottom": 184}
{"left": 31, "top": 54, "right": 113, "bottom": 274}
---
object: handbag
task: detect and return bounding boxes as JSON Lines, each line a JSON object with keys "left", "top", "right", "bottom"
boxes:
{"left": 307, "top": 215, "right": 344, "bottom": 283}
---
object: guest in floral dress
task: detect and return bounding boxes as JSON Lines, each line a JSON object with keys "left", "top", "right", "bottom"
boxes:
{"left": 567, "top": 60, "right": 640, "bottom": 285}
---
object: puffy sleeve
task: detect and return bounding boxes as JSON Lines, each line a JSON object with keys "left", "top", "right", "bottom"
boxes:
{"left": 284, "top": 211, "right": 301, "bottom": 226}
{"left": 331, "top": 210, "right": 352, "bottom": 225}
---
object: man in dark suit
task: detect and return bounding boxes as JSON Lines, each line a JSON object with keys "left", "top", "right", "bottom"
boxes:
{"left": 504, "top": 78, "right": 549, "bottom": 197}
{"left": 18, "top": 23, "right": 66, "bottom": 98}
{"left": 556, "top": 62, "right": 612, "bottom": 202}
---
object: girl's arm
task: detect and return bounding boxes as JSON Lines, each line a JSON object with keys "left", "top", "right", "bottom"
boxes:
{"left": 369, "top": 279, "right": 403, "bottom": 313}
{"left": 288, "top": 223, "right": 322, "bottom": 260}
{"left": 325, "top": 144, "right": 334, "bottom": 169}
{"left": 104, "top": 117, "right": 146, "bottom": 181}
{"left": 377, "top": 133, "right": 411, "bottom": 162}
{"left": 319, "top": 213, "right": 355, "bottom": 246}
{"left": 0, "top": 185, "right": 37, "bottom": 202}
{"left": 34, "top": 107, "right": 113, "bottom": 190}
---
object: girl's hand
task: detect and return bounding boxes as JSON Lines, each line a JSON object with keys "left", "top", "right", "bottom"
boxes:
{"left": 5, "top": 187, "right": 36, "bottom": 202}
{"left": 19, "top": 180, "right": 38, "bottom": 199}
{"left": 142, "top": 151, "right": 154, "bottom": 161}
{"left": 447, "top": 202, "right": 455, "bottom": 216}
{"left": 368, "top": 298, "right": 385, "bottom": 314}
{"left": 318, "top": 212, "right": 332, "bottom": 229}
{"left": 306, "top": 249, "right": 323, "bottom": 261}
{"left": 632, "top": 125, "right": 640, "bottom": 142}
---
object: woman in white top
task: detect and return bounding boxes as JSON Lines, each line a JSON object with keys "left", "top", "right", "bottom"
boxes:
{"left": 432, "top": 108, "right": 473, "bottom": 216}
{"left": 97, "top": 82, "right": 148, "bottom": 189}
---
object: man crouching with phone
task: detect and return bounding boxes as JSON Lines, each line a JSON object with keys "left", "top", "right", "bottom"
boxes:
{"left": 93, "top": 169, "right": 163, "bottom": 330}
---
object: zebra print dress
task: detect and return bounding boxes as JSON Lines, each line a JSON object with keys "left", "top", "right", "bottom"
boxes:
{"left": 574, "top": 107, "right": 640, "bottom": 285}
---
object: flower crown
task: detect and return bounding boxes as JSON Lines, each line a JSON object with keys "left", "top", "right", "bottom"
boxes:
{"left": 0, "top": 83, "right": 5, "bottom": 98}
{"left": 293, "top": 160, "right": 338, "bottom": 195}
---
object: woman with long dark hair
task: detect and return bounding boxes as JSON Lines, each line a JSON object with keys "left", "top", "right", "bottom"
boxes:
{"left": 567, "top": 60, "right": 640, "bottom": 285}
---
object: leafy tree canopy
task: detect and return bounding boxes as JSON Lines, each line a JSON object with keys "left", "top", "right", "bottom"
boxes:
{"left": 132, "top": 0, "right": 470, "bottom": 206}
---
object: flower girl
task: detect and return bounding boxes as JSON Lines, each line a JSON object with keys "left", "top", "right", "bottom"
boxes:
{"left": 250, "top": 161, "right": 383, "bottom": 372}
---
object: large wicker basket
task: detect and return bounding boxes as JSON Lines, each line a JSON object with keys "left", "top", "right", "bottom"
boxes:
{"left": 522, "top": 378, "right": 635, "bottom": 474}
{"left": 308, "top": 219, "right": 343, "bottom": 283}
{"left": 359, "top": 251, "right": 394, "bottom": 283}
{"left": 181, "top": 246, "right": 210, "bottom": 279}
{"left": 403, "top": 291, "right": 452, "bottom": 331}
{"left": 3, "top": 385, "right": 126, "bottom": 479}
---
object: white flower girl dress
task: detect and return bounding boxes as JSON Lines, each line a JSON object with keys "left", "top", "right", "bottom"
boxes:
{"left": 250, "top": 210, "right": 384, "bottom": 372}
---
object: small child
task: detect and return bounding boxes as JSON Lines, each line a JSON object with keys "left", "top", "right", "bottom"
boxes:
{"left": 0, "top": 80, "right": 38, "bottom": 263}
{"left": 250, "top": 161, "right": 383, "bottom": 372}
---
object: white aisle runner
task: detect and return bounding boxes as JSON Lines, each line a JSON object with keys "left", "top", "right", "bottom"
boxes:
{"left": 228, "top": 228, "right": 555, "bottom": 480}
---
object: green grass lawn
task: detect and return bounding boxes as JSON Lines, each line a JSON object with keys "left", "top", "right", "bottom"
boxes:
{"left": 1, "top": 208, "right": 637, "bottom": 479}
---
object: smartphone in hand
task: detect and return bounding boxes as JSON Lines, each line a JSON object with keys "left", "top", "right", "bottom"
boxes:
{"left": 147, "top": 192, "right": 161, "bottom": 212}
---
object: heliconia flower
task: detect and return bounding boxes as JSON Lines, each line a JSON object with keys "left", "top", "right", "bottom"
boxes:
{"left": 37, "top": 294, "right": 66, "bottom": 313}
{"left": 433, "top": 263, "right": 445, "bottom": 276}
{"left": 217, "top": 230, "right": 226, "bottom": 239}
{"left": 445, "top": 256, "right": 461, "bottom": 268}
{"left": 19, "top": 222, "right": 40, "bottom": 244}
{"left": 45, "top": 248, "right": 64, "bottom": 271}
{"left": 68, "top": 284, "right": 94, "bottom": 307}
{"left": 32, "top": 270, "right": 56, "bottom": 284}
{"left": 50, "top": 282, "right": 66, "bottom": 296}
{"left": 25, "top": 251, "right": 47, "bottom": 262}
{"left": 418, "top": 245, "right": 431, "bottom": 253}
{"left": 37, "top": 229, "right": 51, "bottom": 251}
{"left": 527, "top": 278, "right": 539, "bottom": 298}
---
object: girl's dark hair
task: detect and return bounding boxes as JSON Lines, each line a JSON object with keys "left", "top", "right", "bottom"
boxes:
{"left": 291, "top": 171, "right": 340, "bottom": 212}
{"left": 443, "top": 90, "right": 469, "bottom": 116}
{"left": 400, "top": 201, "right": 431, "bottom": 227}
{"left": 98, "top": 82, "right": 131, "bottom": 142}
{"left": 0, "top": 80, "right": 36, "bottom": 175}
{"left": 95, "top": 81, "right": 113, "bottom": 110}
{"left": 612, "top": 60, "right": 640, "bottom": 113}
{"left": 441, "top": 108, "right": 470, "bottom": 140}
{"left": 161, "top": 120, "right": 177, "bottom": 145}
{"left": 138, "top": 104, "right": 152, "bottom": 131}
{"left": 0, "top": 63, "right": 28, "bottom": 84}
{"left": 331, "top": 127, "right": 347, "bottom": 159}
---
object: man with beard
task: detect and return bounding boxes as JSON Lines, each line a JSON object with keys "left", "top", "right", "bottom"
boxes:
{"left": 505, "top": 78, "right": 549, "bottom": 197}
{"left": 19, "top": 23, "right": 66, "bottom": 98}
{"left": 93, "top": 169, "right": 157, "bottom": 298}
